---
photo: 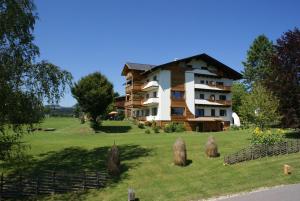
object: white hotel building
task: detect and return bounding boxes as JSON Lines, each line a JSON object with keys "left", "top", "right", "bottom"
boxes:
{"left": 121, "top": 53, "right": 242, "bottom": 131}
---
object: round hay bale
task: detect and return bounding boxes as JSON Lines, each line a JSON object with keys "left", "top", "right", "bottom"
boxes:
{"left": 107, "top": 144, "right": 120, "bottom": 176}
{"left": 173, "top": 138, "right": 187, "bottom": 166}
{"left": 205, "top": 136, "right": 220, "bottom": 157}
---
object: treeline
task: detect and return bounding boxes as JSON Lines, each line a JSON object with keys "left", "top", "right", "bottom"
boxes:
{"left": 44, "top": 105, "right": 75, "bottom": 117}
{"left": 232, "top": 28, "right": 300, "bottom": 129}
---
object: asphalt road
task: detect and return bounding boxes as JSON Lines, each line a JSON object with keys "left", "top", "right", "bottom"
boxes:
{"left": 209, "top": 184, "right": 300, "bottom": 201}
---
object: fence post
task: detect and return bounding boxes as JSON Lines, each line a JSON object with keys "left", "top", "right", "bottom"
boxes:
{"left": 0, "top": 173, "right": 3, "bottom": 201}
{"left": 19, "top": 172, "right": 23, "bottom": 197}
{"left": 36, "top": 176, "right": 39, "bottom": 196}
{"left": 83, "top": 172, "right": 86, "bottom": 190}
{"left": 96, "top": 172, "right": 100, "bottom": 188}
{"left": 52, "top": 171, "right": 56, "bottom": 194}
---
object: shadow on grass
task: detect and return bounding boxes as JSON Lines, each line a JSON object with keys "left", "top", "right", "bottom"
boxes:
{"left": 285, "top": 130, "right": 300, "bottom": 139}
{"left": 2, "top": 144, "right": 152, "bottom": 200}
{"left": 98, "top": 125, "right": 132, "bottom": 133}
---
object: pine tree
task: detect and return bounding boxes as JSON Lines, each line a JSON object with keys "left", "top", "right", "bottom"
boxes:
{"left": 242, "top": 35, "right": 275, "bottom": 89}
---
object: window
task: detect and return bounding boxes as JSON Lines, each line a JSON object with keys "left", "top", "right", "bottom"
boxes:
{"left": 153, "top": 75, "right": 157, "bottom": 81}
{"left": 216, "top": 82, "right": 224, "bottom": 86}
{"left": 153, "top": 91, "right": 157, "bottom": 98}
{"left": 211, "top": 109, "right": 215, "bottom": 117}
{"left": 152, "top": 107, "right": 157, "bottom": 116}
{"left": 219, "top": 95, "right": 226, "bottom": 100}
{"left": 195, "top": 109, "right": 204, "bottom": 117}
{"left": 145, "top": 109, "right": 150, "bottom": 116}
{"left": 220, "top": 109, "right": 227, "bottom": 116}
{"left": 199, "top": 94, "right": 205, "bottom": 99}
{"left": 171, "top": 107, "right": 185, "bottom": 116}
{"left": 136, "top": 110, "right": 140, "bottom": 117}
{"left": 200, "top": 80, "right": 205, "bottom": 84}
{"left": 201, "top": 66, "right": 208, "bottom": 70}
{"left": 171, "top": 91, "right": 184, "bottom": 100}
{"left": 146, "top": 93, "right": 149, "bottom": 99}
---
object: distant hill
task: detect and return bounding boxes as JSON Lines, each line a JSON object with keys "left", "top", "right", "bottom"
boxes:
{"left": 44, "top": 105, "right": 75, "bottom": 117}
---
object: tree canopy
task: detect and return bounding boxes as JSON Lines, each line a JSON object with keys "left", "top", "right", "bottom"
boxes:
{"left": 231, "top": 82, "right": 247, "bottom": 115}
{"left": 71, "top": 72, "right": 114, "bottom": 130}
{"left": 242, "top": 35, "right": 274, "bottom": 89}
{"left": 239, "top": 84, "right": 281, "bottom": 129}
{"left": 0, "top": 0, "right": 72, "bottom": 158}
{"left": 265, "top": 28, "right": 300, "bottom": 128}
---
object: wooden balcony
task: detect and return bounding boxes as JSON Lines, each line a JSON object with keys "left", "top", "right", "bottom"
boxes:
{"left": 215, "top": 100, "right": 232, "bottom": 106}
{"left": 124, "top": 99, "right": 142, "bottom": 107}
{"left": 207, "top": 99, "right": 232, "bottom": 106}
{"left": 207, "top": 83, "right": 231, "bottom": 91}
{"left": 125, "top": 83, "right": 143, "bottom": 93}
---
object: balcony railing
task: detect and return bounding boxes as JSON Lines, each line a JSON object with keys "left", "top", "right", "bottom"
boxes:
{"left": 141, "top": 80, "right": 159, "bottom": 91}
{"left": 124, "top": 99, "right": 142, "bottom": 107}
{"left": 142, "top": 97, "right": 159, "bottom": 106}
{"left": 195, "top": 99, "right": 232, "bottom": 106}
{"left": 207, "top": 83, "right": 231, "bottom": 91}
{"left": 125, "top": 83, "right": 143, "bottom": 93}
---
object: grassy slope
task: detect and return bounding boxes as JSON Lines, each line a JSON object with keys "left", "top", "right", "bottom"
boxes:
{"left": 3, "top": 117, "right": 300, "bottom": 201}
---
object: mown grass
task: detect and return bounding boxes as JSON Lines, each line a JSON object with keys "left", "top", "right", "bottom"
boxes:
{"left": 2, "top": 117, "right": 300, "bottom": 201}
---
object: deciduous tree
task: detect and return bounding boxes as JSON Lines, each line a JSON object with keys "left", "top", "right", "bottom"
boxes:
{"left": 0, "top": 0, "right": 72, "bottom": 159}
{"left": 71, "top": 72, "right": 114, "bottom": 131}
{"left": 265, "top": 28, "right": 300, "bottom": 128}
{"left": 231, "top": 82, "right": 247, "bottom": 115}
{"left": 239, "top": 84, "right": 281, "bottom": 129}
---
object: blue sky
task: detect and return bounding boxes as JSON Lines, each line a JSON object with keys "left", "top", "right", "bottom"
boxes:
{"left": 34, "top": 0, "right": 300, "bottom": 107}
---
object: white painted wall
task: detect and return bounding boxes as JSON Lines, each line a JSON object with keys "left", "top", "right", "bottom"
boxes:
{"left": 195, "top": 105, "right": 232, "bottom": 122}
{"left": 195, "top": 91, "right": 232, "bottom": 100}
{"left": 194, "top": 76, "right": 232, "bottom": 86}
{"left": 157, "top": 70, "right": 171, "bottom": 120}
{"left": 185, "top": 72, "right": 195, "bottom": 115}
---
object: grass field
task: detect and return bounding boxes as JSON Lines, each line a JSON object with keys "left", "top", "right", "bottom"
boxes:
{"left": 2, "top": 117, "right": 300, "bottom": 201}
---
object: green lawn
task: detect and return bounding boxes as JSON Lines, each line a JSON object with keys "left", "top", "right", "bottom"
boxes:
{"left": 2, "top": 117, "right": 300, "bottom": 201}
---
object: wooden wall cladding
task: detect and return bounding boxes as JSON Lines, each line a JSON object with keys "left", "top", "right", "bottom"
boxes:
{"left": 166, "top": 65, "right": 194, "bottom": 120}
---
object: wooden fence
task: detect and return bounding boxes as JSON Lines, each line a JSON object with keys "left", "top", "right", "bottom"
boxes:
{"left": 0, "top": 170, "right": 108, "bottom": 199}
{"left": 224, "top": 140, "right": 300, "bottom": 165}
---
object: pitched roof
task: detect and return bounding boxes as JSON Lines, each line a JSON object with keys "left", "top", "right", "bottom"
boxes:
{"left": 125, "top": 62, "right": 156, "bottom": 71}
{"left": 122, "top": 53, "right": 242, "bottom": 80}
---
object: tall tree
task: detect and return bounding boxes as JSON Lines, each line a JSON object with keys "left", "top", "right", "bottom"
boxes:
{"left": 239, "top": 84, "right": 281, "bottom": 129}
{"left": 231, "top": 82, "right": 247, "bottom": 115}
{"left": 242, "top": 35, "right": 275, "bottom": 89}
{"left": 71, "top": 72, "right": 114, "bottom": 131}
{"left": 0, "top": 0, "right": 72, "bottom": 159}
{"left": 265, "top": 28, "right": 300, "bottom": 128}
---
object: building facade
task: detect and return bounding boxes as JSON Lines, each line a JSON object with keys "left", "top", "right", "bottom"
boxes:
{"left": 121, "top": 53, "right": 242, "bottom": 131}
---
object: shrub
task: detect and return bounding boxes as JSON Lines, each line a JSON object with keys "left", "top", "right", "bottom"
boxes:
{"left": 229, "top": 125, "right": 240, "bottom": 131}
{"left": 138, "top": 123, "right": 145, "bottom": 129}
{"left": 173, "top": 138, "right": 187, "bottom": 166}
{"left": 164, "top": 122, "right": 185, "bottom": 133}
{"left": 152, "top": 126, "right": 160, "bottom": 133}
{"left": 164, "top": 123, "right": 175, "bottom": 133}
{"left": 205, "top": 136, "right": 220, "bottom": 157}
{"left": 107, "top": 144, "right": 120, "bottom": 176}
{"left": 145, "top": 129, "right": 151, "bottom": 134}
{"left": 144, "top": 121, "right": 152, "bottom": 127}
{"left": 251, "top": 127, "right": 284, "bottom": 145}
{"left": 175, "top": 123, "right": 185, "bottom": 132}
